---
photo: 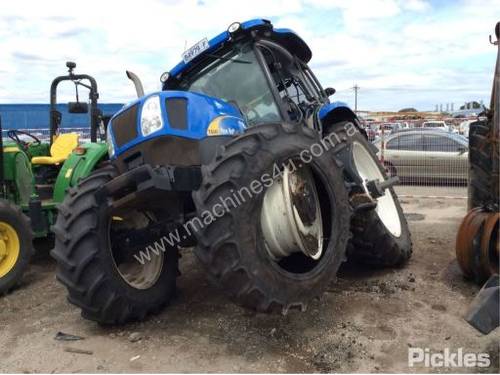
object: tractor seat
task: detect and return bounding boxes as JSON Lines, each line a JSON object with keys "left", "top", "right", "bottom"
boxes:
{"left": 31, "top": 133, "right": 79, "bottom": 165}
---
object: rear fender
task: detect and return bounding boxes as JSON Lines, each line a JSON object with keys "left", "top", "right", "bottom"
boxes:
{"left": 53, "top": 143, "right": 108, "bottom": 203}
{"left": 319, "top": 101, "right": 367, "bottom": 138}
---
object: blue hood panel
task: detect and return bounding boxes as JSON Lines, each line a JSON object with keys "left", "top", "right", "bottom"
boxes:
{"left": 109, "top": 90, "right": 244, "bottom": 157}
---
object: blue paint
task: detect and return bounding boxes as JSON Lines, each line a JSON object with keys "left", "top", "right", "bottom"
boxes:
{"left": 108, "top": 91, "right": 244, "bottom": 158}
{"left": 169, "top": 19, "right": 311, "bottom": 79}
{"left": 0, "top": 103, "right": 123, "bottom": 130}
{"left": 318, "top": 101, "right": 352, "bottom": 119}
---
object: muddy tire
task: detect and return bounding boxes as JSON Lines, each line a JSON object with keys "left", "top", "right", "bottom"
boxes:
{"left": 0, "top": 199, "right": 33, "bottom": 295}
{"left": 468, "top": 119, "right": 499, "bottom": 210}
{"left": 192, "top": 122, "right": 351, "bottom": 314}
{"left": 51, "top": 164, "right": 178, "bottom": 324}
{"left": 324, "top": 121, "right": 412, "bottom": 266}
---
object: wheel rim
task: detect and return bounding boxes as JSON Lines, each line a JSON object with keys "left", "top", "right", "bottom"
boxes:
{"left": 261, "top": 164, "right": 324, "bottom": 260}
{"left": 352, "top": 141, "right": 402, "bottom": 237}
{"left": 0, "top": 221, "right": 20, "bottom": 278}
{"left": 109, "top": 213, "right": 164, "bottom": 290}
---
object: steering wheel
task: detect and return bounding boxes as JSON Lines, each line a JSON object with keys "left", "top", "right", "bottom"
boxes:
{"left": 7, "top": 130, "right": 42, "bottom": 150}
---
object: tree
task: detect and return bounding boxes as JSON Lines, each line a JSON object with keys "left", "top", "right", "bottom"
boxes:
{"left": 460, "top": 101, "right": 482, "bottom": 110}
{"left": 398, "top": 108, "right": 417, "bottom": 112}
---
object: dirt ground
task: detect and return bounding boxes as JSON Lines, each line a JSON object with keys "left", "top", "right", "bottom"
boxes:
{"left": 1, "top": 197, "right": 498, "bottom": 373}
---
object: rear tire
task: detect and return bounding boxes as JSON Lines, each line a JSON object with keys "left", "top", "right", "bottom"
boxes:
{"left": 193, "top": 123, "right": 352, "bottom": 313}
{"left": 468, "top": 120, "right": 499, "bottom": 210}
{"left": 324, "top": 121, "right": 412, "bottom": 266}
{"left": 51, "top": 164, "right": 178, "bottom": 324}
{"left": 0, "top": 199, "right": 33, "bottom": 295}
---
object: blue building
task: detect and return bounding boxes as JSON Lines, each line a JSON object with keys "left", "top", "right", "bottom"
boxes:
{"left": 0, "top": 103, "right": 123, "bottom": 130}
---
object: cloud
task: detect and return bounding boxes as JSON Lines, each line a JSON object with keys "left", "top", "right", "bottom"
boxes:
{"left": 56, "top": 27, "right": 90, "bottom": 38}
{"left": 402, "top": 0, "right": 430, "bottom": 12}
{"left": 0, "top": 0, "right": 498, "bottom": 111}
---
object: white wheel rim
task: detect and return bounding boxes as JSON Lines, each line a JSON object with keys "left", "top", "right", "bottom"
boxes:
{"left": 261, "top": 164, "right": 324, "bottom": 260}
{"left": 109, "top": 212, "right": 164, "bottom": 290}
{"left": 352, "top": 141, "right": 402, "bottom": 237}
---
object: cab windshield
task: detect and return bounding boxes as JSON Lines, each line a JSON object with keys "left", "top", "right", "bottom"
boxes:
{"left": 176, "top": 46, "right": 281, "bottom": 126}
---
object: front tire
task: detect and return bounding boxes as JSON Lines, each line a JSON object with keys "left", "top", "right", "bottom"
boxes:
{"left": 193, "top": 123, "right": 352, "bottom": 313}
{"left": 51, "top": 164, "right": 178, "bottom": 324}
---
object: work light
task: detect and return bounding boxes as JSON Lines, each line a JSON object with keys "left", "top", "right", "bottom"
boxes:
{"left": 227, "top": 22, "right": 241, "bottom": 34}
{"left": 160, "top": 72, "right": 170, "bottom": 83}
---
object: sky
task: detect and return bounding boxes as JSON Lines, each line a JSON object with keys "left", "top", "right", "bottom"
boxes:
{"left": 0, "top": 0, "right": 498, "bottom": 111}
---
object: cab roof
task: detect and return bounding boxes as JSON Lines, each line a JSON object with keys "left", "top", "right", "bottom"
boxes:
{"left": 169, "top": 19, "right": 312, "bottom": 78}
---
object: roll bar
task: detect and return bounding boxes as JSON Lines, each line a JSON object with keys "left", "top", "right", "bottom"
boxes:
{"left": 49, "top": 62, "right": 100, "bottom": 144}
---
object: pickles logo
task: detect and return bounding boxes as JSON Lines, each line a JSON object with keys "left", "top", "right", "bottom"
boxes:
{"left": 408, "top": 348, "right": 490, "bottom": 368}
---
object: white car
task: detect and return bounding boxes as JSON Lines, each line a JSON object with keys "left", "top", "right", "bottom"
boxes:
{"left": 374, "top": 130, "right": 469, "bottom": 182}
{"left": 459, "top": 120, "right": 474, "bottom": 137}
{"left": 422, "top": 121, "right": 450, "bottom": 131}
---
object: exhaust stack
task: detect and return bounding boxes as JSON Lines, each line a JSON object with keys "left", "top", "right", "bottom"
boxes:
{"left": 126, "top": 70, "right": 144, "bottom": 98}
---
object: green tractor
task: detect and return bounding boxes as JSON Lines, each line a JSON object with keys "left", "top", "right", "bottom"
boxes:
{"left": 0, "top": 62, "right": 109, "bottom": 294}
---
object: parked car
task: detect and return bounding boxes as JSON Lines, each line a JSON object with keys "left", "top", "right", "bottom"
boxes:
{"left": 459, "top": 120, "right": 475, "bottom": 137}
{"left": 374, "top": 130, "right": 469, "bottom": 183}
{"left": 378, "top": 122, "right": 401, "bottom": 135}
{"left": 364, "top": 125, "right": 378, "bottom": 141}
{"left": 422, "top": 120, "right": 450, "bottom": 131}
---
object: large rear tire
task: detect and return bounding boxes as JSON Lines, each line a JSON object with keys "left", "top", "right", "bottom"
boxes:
{"left": 51, "top": 164, "right": 178, "bottom": 324}
{"left": 193, "top": 123, "right": 351, "bottom": 314}
{"left": 0, "top": 199, "right": 33, "bottom": 294}
{"left": 324, "top": 121, "right": 412, "bottom": 266}
{"left": 468, "top": 119, "right": 499, "bottom": 210}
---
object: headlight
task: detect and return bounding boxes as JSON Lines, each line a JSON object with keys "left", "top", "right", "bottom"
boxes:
{"left": 141, "top": 95, "right": 163, "bottom": 136}
{"left": 106, "top": 127, "right": 115, "bottom": 157}
{"left": 207, "top": 115, "right": 246, "bottom": 136}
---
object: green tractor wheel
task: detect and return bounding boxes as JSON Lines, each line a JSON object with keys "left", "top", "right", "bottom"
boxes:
{"left": 0, "top": 199, "right": 34, "bottom": 294}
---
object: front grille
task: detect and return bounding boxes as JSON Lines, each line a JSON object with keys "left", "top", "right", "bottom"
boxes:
{"left": 114, "top": 135, "right": 201, "bottom": 173}
{"left": 112, "top": 104, "right": 138, "bottom": 147}
{"left": 165, "top": 98, "right": 188, "bottom": 130}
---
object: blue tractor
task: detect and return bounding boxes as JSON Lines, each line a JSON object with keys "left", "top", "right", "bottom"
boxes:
{"left": 52, "top": 19, "right": 412, "bottom": 324}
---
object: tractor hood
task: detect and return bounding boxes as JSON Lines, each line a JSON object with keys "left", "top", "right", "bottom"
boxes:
{"left": 168, "top": 19, "right": 312, "bottom": 80}
{"left": 107, "top": 90, "right": 245, "bottom": 159}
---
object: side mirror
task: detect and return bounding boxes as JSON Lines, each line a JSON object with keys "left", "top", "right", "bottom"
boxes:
{"left": 458, "top": 147, "right": 467, "bottom": 155}
{"left": 68, "top": 102, "right": 89, "bottom": 114}
{"left": 324, "top": 87, "right": 336, "bottom": 97}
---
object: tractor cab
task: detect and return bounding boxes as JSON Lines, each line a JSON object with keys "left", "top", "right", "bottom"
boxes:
{"left": 163, "top": 20, "right": 338, "bottom": 132}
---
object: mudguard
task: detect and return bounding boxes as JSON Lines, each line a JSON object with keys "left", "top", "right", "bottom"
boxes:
{"left": 319, "top": 101, "right": 367, "bottom": 139}
{"left": 319, "top": 101, "right": 358, "bottom": 125}
{"left": 53, "top": 142, "right": 108, "bottom": 203}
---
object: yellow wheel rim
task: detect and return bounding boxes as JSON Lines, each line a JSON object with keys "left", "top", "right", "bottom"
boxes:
{"left": 0, "top": 221, "right": 21, "bottom": 278}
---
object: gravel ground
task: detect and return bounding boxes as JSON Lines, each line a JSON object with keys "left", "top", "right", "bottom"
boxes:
{"left": 0, "top": 197, "right": 498, "bottom": 373}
